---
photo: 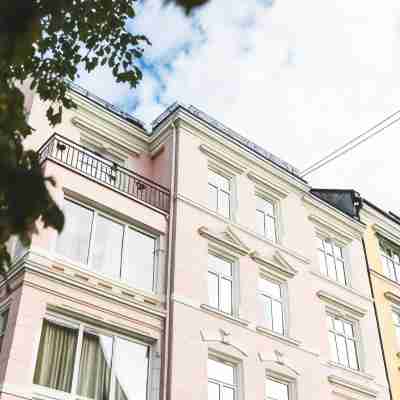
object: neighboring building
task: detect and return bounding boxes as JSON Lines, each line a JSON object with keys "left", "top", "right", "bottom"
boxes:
{"left": 1, "top": 83, "right": 391, "bottom": 400}
{"left": 359, "top": 200, "right": 400, "bottom": 400}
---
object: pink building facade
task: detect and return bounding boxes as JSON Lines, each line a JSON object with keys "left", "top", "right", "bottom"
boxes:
{"left": 1, "top": 84, "right": 391, "bottom": 400}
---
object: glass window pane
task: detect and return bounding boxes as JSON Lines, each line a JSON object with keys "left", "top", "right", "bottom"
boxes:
{"left": 266, "top": 216, "right": 276, "bottom": 242}
{"left": 57, "top": 200, "right": 93, "bottom": 265}
{"left": 209, "top": 255, "right": 232, "bottom": 276}
{"left": 91, "top": 216, "right": 123, "bottom": 280}
{"left": 272, "top": 300, "right": 284, "bottom": 334}
{"left": 260, "top": 295, "right": 273, "bottom": 331}
{"left": 336, "top": 335, "right": 348, "bottom": 367}
{"left": 114, "top": 338, "right": 149, "bottom": 400}
{"left": 208, "top": 272, "right": 219, "bottom": 309}
{"left": 208, "top": 184, "right": 218, "bottom": 212}
{"left": 217, "top": 174, "right": 230, "bottom": 192}
{"left": 208, "top": 358, "right": 234, "bottom": 385}
{"left": 316, "top": 237, "right": 324, "bottom": 250}
{"left": 208, "top": 170, "right": 219, "bottom": 186}
{"left": 208, "top": 382, "right": 220, "bottom": 400}
{"left": 219, "top": 191, "right": 230, "bottom": 218}
{"left": 343, "top": 322, "right": 354, "bottom": 338}
{"left": 33, "top": 320, "right": 78, "bottom": 392}
{"left": 259, "top": 278, "right": 281, "bottom": 298}
{"left": 334, "top": 318, "right": 344, "bottom": 334}
{"left": 336, "top": 260, "right": 346, "bottom": 285}
{"left": 327, "top": 256, "right": 336, "bottom": 280}
{"left": 77, "top": 333, "right": 112, "bottom": 400}
{"left": 122, "top": 228, "right": 155, "bottom": 292}
{"left": 347, "top": 339, "right": 359, "bottom": 370}
{"left": 223, "top": 387, "right": 234, "bottom": 400}
{"left": 325, "top": 241, "right": 334, "bottom": 255}
{"left": 333, "top": 245, "right": 342, "bottom": 259}
{"left": 328, "top": 332, "right": 339, "bottom": 363}
{"left": 265, "top": 378, "right": 288, "bottom": 400}
{"left": 318, "top": 250, "right": 327, "bottom": 274}
{"left": 256, "top": 210, "right": 265, "bottom": 236}
{"left": 220, "top": 278, "right": 232, "bottom": 314}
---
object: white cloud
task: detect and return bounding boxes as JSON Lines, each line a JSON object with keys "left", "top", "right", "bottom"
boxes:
{"left": 79, "top": 0, "right": 400, "bottom": 213}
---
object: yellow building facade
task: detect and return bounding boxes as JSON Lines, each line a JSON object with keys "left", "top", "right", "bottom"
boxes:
{"left": 361, "top": 200, "right": 400, "bottom": 400}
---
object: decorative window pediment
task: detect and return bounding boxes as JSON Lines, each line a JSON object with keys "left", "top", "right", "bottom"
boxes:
{"left": 201, "top": 329, "right": 248, "bottom": 357}
{"left": 250, "top": 250, "right": 298, "bottom": 279}
{"left": 198, "top": 226, "right": 250, "bottom": 256}
{"left": 327, "top": 375, "right": 377, "bottom": 398}
{"left": 317, "top": 290, "right": 367, "bottom": 318}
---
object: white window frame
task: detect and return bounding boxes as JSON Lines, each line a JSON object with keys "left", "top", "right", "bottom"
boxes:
{"left": 379, "top": 238, "right": 400, "bottom": 283}
{"left": 392, "top": 307, "right": 400, "bottom": 348}
{"left": 256, "top": 195, "right": 278, "bottom": 243}
{"left": 33, "top": 313, "right": 154, "bottom": 400}
{"left": 317, "top": 236, "right": 348, "bottom": 286}
{"left": 208, "top": 251, "right": 237, "bottom": 316}
{"left": 56, "top": 197, "right": 159, "bottom": 293}
{"left": 265, "top": 370, "right": 296, "bottom": 400}
{"left": 208, "top": 355, "right": 238, "bottom": 400}
{"left": 208, "top": 167, "right": 233, "bottom": 219}
{"left": 258, "top": 275, "right": 286, "bottom": 336}
{"left": 327, "top": 314, "right": 360, "bottom": 371}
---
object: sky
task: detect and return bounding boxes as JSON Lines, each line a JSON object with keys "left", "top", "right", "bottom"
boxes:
{"left": 77, "top": 0, "right": 400, "bottom": 214}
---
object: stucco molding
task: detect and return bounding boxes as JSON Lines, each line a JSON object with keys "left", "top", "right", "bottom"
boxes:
{"left": 259, "top": 350, "right": 300, "bottom": 377}
{"left": 179, "top": 193, "right": 310, "bottom": 264}
{"left": 200, "top": 328, "right": 248, "bottom": 357}
{"left": 327, "top": 375, "right": 378, "bottom": 398}
{"left": 250, "top": 250, "right": 298, "bottom": 279}
{"left": 199, "top": 143, "right": 247, "bottom": 175}
{"left": 372, "top": 222, "right": 400, "bottom": 248}
{"left": 247, "top": 171, "right": 290, "bottom": 199}
{"left": 303, "top": 195, "right": 365, "bottom": 237}
{"left": 71, "top": 115, "right": 145, "bottom": 156}
{"left": 308, "top": 213, "right": 357, "bottom": 243}
{"left": 256, "top": 326, "right": 301, "bottom": 347}
{"left": 384, "top": 290, "right": 400, "bottom": 305}
{"left": 317, "top": 290, "right": 367, "bottom": 318}
{"left": 198, "top": 226, "right": 251, "bottom": 256}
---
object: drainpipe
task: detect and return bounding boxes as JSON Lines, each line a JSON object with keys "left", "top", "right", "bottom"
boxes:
{"left": 162, "top": 119, "right": 179, "bottom": 400}
{"left": 361, "top": 237, "right": 393, "bottom": 400}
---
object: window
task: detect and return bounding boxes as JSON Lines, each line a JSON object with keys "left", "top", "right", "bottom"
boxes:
{"left": 258, "top": 277, "right": 284, "bottom": 335}
{"left": 34, "top": 318, "right": 150, "bottom": 400}
{"left": 208, "top": 254, "right": 233, "bottom": 315}
{"left": 0, "top": 309, "right": 9, "bottom": 352}
{"left": 380, "top": 239, "right": 400, "bottom": 283}
{"left": 208, "top": 170, "right": 231, "bottom": 218}
{"left": 317, "top": 238, "right": 346, "bottom": 285}
{"left": 265, "top": 377, "right": 289, "bottom": 400}
{"left": 208, "top": 357, "right": 237, "bottom": 400}
{"left": 327, "top": 315, "right": 359, "bottom": 370}
{"left": 256, "top": 196, "right": 277, "bottom": 242}
{"left": 392, "top": 310, "right": 400, "bottom": 346}
{"left": 57, "top": 199, "right": 157, "bottom": 292}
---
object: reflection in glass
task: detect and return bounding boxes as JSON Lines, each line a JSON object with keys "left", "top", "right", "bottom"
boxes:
{"left": 265, "top": 377, "right": 289, "bottom": 400}
{"left": 77, "top": 333, "right": 112, "bottom": 400}
{"left": 208, "top": 358, "right": 234, "bottom": 385}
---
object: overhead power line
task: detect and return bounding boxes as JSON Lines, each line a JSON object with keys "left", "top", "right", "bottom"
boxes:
{"left": 300, "top": 109, "right": 400, "bottom": 178}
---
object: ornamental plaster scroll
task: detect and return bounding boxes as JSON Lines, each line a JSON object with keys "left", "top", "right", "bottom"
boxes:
{"left": 250, "top": 250, "right": 298, "bottom": 279}
{"left": 258, "top": 350, "right": 300, "bottom": 377}
{"left": 200, "top": 329, "right": 248, "bottom": 357}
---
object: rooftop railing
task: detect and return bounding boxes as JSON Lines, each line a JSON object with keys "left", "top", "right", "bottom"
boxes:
{"left": 39, "top": 134, "right": 170, "bottom": 214}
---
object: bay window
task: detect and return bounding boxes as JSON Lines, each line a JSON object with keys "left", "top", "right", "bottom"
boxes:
{"left": 57, "top": 199, "right": 157, "bottom": 293}
{"left": 34, "top": 318, "right": 150, "bottom": 400}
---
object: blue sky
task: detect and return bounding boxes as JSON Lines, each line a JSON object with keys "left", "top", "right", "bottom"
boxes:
{"left": 77, "top": 0, "right": 400, "bottom": 213}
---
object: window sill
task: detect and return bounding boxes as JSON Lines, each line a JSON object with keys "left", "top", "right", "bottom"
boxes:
{"left": 325, "top": 361, "right": 375, "bottom": 381}
{"left": 200, "top": 304, "right": 250, "bottom": 327}
{"left": 256, "top": 325, "right": 301, "bottom": 347}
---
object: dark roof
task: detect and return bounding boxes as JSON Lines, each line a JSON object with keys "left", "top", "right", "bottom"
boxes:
{"left": 153, "top": 102, "right": 304, "bottom": 182}
{"left": 362, "top": 198, "right": 400, "bottom": 226}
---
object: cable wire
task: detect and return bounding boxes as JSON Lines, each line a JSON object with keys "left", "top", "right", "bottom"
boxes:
{"left": 300, "top": 113, "right": 400, "bottom": 177}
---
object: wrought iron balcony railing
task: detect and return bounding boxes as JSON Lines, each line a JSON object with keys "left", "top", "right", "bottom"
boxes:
{"left": 39, "top": 134, "right": 170, "bottom": 213}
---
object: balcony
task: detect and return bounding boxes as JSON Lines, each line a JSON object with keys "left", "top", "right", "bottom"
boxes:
{"left": 39, "top": 134, "right": 170, "bottom": 213}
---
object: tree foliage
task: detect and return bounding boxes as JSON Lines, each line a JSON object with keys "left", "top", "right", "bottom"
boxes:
{"left": 0, "top": 0, "right": 209, "bottom": 276}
